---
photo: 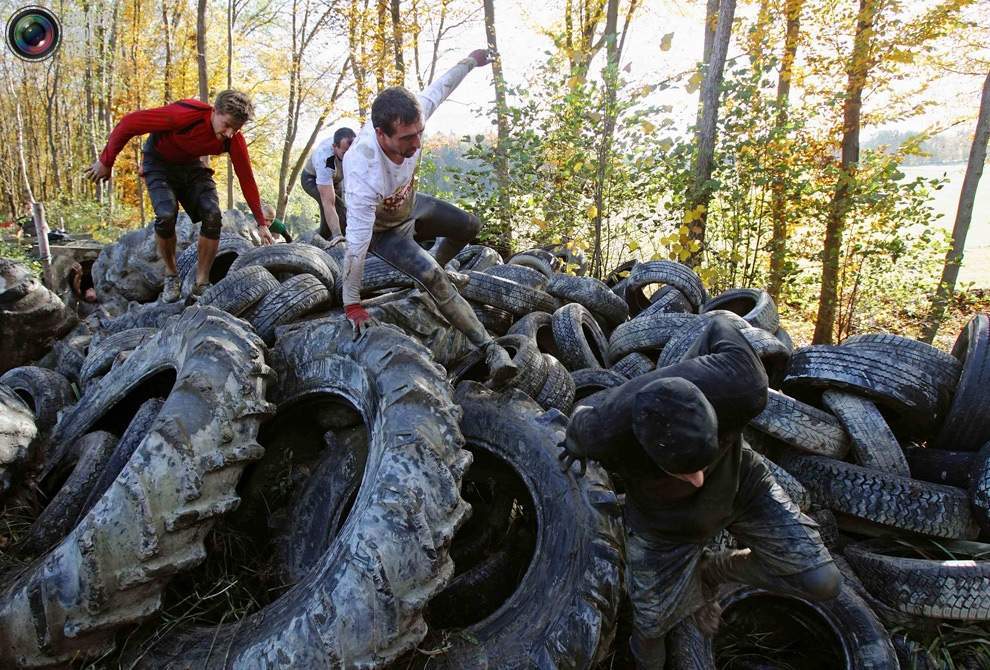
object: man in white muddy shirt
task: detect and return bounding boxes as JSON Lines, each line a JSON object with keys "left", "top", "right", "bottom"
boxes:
{"left": 340, "top": 48, "right": 517, "bottom": 384}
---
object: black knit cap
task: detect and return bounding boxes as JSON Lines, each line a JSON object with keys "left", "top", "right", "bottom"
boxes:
{"left": 631, "top": 377, "right": 720, "bottom": 475}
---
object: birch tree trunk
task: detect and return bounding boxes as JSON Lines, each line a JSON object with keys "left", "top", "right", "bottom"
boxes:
{"left": 921, "top": 69, "right": 990, "bottom": 342}
{"left": 483, "top": 0, "right": 512, "bottom": 256}
{"left": 813, "top": 0, "right": 878, "bottom": 344}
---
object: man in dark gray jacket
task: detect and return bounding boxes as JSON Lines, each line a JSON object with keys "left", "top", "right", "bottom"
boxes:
{"left": 559, "top": 315, "right": 840, "bottom": 668}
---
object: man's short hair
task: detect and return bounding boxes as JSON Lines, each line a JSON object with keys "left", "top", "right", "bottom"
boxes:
{"left": 333, "top": 127, "right": 356, "bottom": 146}
{"left": 371, "top": 87, "right": 422, "bottom": 136}
{"left": 214, "top": 90, "right": 254, "bottom": 125}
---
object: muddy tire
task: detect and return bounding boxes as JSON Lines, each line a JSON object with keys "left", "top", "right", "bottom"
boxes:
{"left": 845, "top": 539, "right": 990, "bottom": 621}
{"left": 607, "top": 314, "right": 698, "bottom": 364}
{"left": 668, "top": 583, "right": 898, "bottom": 670}
{"left": 822, "top": 390, "right": 909, "bottom": 476}
{"left": 422, "top": 383, "right": 622, "bottom": 669}
{"left": 506, "top": 311, "right": 560, "bottom": 357}
{"left": 96, "top": 302, "right": 184, "bottom": 340}
{"left": 507, "top": 250, "right": 558, "bottom": 277}
{"left": 533, "top": 353, "right": 576, "bottom": 414}
{"left": 841, "top": 333, "right": 961, "bottom": 391}
{"left": 78, "top": 328, "right": 157, "bottom": 391}
{"left": 624, "top": 260, "right": 707, "bottom": 315}
{"left": 0, "top": 270, "right": 75, "bottom": 374}
{"left": 455, "top": 245, "right": 503, "bottom": 272}
{"left": 903, "top": 445, "right": 975, "bottom": 488}
{"left": 484, "top": 263, "right": 549, "bottom": 290}
{"left": 198, "top": 265, "right": 280, "bottom": 316}
{"left": 247, "top": 273, "right": 332, "bottom": 345}
{"left": 749, "top": 390, "right": 850, "bottom": 459}
{"left": 361, "top": 255, "right": 415, "bottom": 293}
{"left": 547, "top": 275, "right": 629, "bottom": 328}
{"left": 969, "top": 442, "right": 990, "bottom": 533}
{"left": 176, "top": 235, "right": 254, "bottom": 295}
{"left": 637, "top": 285, "right": 695, "bottom": 318}
{"left": 761, "top": 452, "right": 812, "bottom": 511}
{"left": 0, "top": 385, "right": 37, "bottom": 494}
{"left": 611, "top": 352, "right": 655, "bottom": 378}
{"left": 143, "top": 317, "right": 469, "bottom": 668}
{"left": 572, "top": 368, "right": 627, "bottom": 403}
{"left": 0, "top": 366, "right": 74, "bottom": 440}
{"left": 934, "top": 315, "right": 990, "bottom": 452}
{"left": 460, "top": 271, "right": 560, "bottom": 316}
{"left": 449, "top": 334, "right": 549, "bottom": 398}
{"left": 552, "top": 303, "right": 609, "bottom": 371}
{"left": 0, "top": 307, "right": 272, "bottom": 667}
{"left": 702, "top": 288, "right": 779, "bottom": 332}
{"left": 472, "top": 303, "right": 514, "bottom": 336}
{"left": 738, "top": 326, "right": 790, "bottom": 389}
{"left": 776, "top": 453, "right": 980, "bottom": 540}
{"left": 229, "top": 242, "right": 339, "bottom": 293}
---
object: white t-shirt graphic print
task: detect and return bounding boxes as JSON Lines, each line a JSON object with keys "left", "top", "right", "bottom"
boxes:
{"left": 340, "top": 58, "right": 475, "bottom": 306}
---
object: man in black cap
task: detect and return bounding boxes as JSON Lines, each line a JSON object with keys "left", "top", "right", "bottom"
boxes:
{"left": 559, "top": 315, "right": 839, "bottom": 668}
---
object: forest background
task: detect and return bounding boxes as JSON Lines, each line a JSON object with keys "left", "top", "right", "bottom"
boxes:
{"left": 0, "top": 0, "right": 988, "bottom": 349}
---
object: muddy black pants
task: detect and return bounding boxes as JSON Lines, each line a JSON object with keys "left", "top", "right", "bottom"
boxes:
{"left": 142, "top": 152, "right": 222, "bottom": 240}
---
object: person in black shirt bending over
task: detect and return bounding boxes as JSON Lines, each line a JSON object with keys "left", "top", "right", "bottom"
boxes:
{"left": 558, "top": 315, "right": 840, "bottom": 669}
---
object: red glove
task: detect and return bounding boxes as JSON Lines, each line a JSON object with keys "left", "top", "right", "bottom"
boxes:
{"left": 345, "top": 303, "right": 379, "bottom": 339}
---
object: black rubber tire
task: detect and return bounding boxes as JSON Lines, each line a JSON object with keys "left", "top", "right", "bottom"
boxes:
{"left": 176, "top": 235, "right": 254, "bottom": 295}
{"left": 78, "top": 328, "right": 157, "bottom": 391}
{"left": 760, "top": 451, "right": 812, "bottom": 511}
{"left": 551, "top": 303, "right": 609, "bottom": 371}
{"left": 533, "top": 353, "right": 576, "bottom": 414}
{"left": 969, "top": 442, "right": 990, "bottom": 534}
{"left": 96, "top": 301, "right": 184, "bottom": 339}
{"left": 656, "top": 311, "right": 748, "bottom": 368}
{"left": 738, "top": 326, "right": 790, "bottom": 389}
{"left": 484, "top": 263, "right": 548, "bottom": 290}
{"left": 421, "top": 383, "right": 622, "bottom": 668}
{"left": 448, "top": 333, "right": 550, "bottom": 399}
{"left": 775, "top": 326, "right": 794, "bottom": 352}
{"left": 572, "top": 368, "right": 627, "bottom": 403}
{"left": 0, "top": 366, "right": 74, "bottom": 438}
{"left": 507, "top": 249, "right": 558, "bottom": 277}
{"left": 667, "top": 583, "right": 898, "bottom": 670}
{"left": 701, "top": 288, "right": 779, "bottom": 332}
{"left": 845, "top": 539, "right": 990, "bottom": 621}
{"left": 841, "top": 332, "right": 961, "bottom": 394}
{"left": 18, "top": 431, "right": 120, "bottom": 555}
{"left": 507, "top": 311, "right": 561, "bottom": 358}
{"left": 822, "top": 390, "right": 910, "bottom": 477}
{"left": 0, "top": 384, "right": 38, "bottom": 495}
{"left": 544, "top": 243, "right": 588, "bottom": 276}
{"left": 749, "top": 390, "right": 850, "bottom": 459}
{"left": 637, "top": 285, "right": 695, "bottom": 318}
{"left": 471, "top": 303, "right": 514, "bottom": 336}
{"left": 0, "top": 307, "right": 272, "bottom": 667}
{"left": 611, "top": 352, "right": 655, "bottom": 378}
{"left": 455, "top": 244, "right": 503, "bottom": 272}
{"left": 934, "top": 315, "right": 990, "bottom": 452}
{"left": 460, "top": 271, "right": 560, "bottom": 316}
{"left": 835, "top": 556, "right": 942, "bottom": 636}
{"left": 361, "top": 255, "right": 415, "bottom": 293}
{"left": 247, "top": 273, "right": 331, "bottom": 345}
{"left": 903, "top": 445, "right": 975, "bottom": 488}
{"left": 782, "top": 345, "right": 942, "bottom": 439}
{"left": 52, "top": 340, "right": 87, "bottom": 387}
{"left": 606, "top": 313, "right": 698, "bottom": 364}
{"left": 604, "top": 259, "right": 636, "bottom": 288}
{"left": 624, "top": 260, "right": 707, "bottom": 315}
{"left": 142, "top": 316, "right": 469, "bottom": 668}
{"left": 229, "top": 242, "right": 339, "bottom": 293}
{"left": 546, "top": 275, "right": 629, "bottom": 328}
{"left": 808, "top": 506, "right": 840, "bottom": 550}
{"left": 776, "top": 453, "right": 980, "bottom": 540}
{"left": 198, "top": 265, "right": 280, "bottom": 316}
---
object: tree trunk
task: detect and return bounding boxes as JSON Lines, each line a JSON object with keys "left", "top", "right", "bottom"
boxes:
{"left": 686, "top": 0, "right": 736, "bottom": 267}
{"left": 4, "top": 64, "right": 36, "bottom": 204}
{"left": 45, "top": 59, "right": 62, "bottom": 195}
{"left": 227, "top": 0, "right": 235, "bottom": 209}
{"left": 197, "top": 0, "right": 209, "bottom": 101}
{"left": 920, "top": 69, "right": 990, "bottom": 342}
{"left": 701, "top": 0, "right": 719, "bottom": 64}
{"left": 767, "top": 0, "right": 804, "bottom": 301}
{"left": 483, "top": 0, "right": 512, "bottom": 257}
{"left": 590, "top": 0, "right": 620, "bottom": 278}
{"left": 812, "top": 0, "right": 878, "bottom": 344}
{"left": 390, "top": 0, "right": 404, "bottom": 84}
{"left": 376, "top": 0, "right": 387, "bottom": 89}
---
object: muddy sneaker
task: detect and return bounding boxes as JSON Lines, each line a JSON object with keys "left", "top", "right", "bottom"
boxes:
{"left": 161, "top": 274, "right": 180, "bottom": 303}
{"left": 485, "top": 342, "right": 518, "bottom": 387}
{"left": 190, "top": 282, "right": 212, "bottom": 301}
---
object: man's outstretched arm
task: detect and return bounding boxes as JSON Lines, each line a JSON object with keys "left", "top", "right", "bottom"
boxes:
{"left": 417, "top": 49, "right": 491, "bottom": 121}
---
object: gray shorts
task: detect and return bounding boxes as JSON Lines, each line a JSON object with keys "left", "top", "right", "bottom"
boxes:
{"left": 625, "top": 463, "right": 833, "bottom": 642}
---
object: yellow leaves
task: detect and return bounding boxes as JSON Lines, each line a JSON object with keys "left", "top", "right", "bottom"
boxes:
{"left": 677, "top": 247, "right": 691, "bottom": 262}
{"left": 660, "top": 32, "right": 674, "bottom": 51}
{"left": 640, "top": 120, "right": 656, "bottom": 134}
{"left": 887, "top": 49, "right": 914, "bottom": 64}
{"left": 684, "top": 204, "right": 706, "bottom": 224}
{"left": 586, "top": 204, "right": 599, "bottom": 220}
{"left": 628, "top": 240, "right": 640, "bottom": 253}
{"left": 531, "top": 216, "right": 548, "bottom": 230}
{"left": 567, "top": 76, "right": 581, "bottom": 91}
{"left": 686, "top": 71, "right": 703, "bottom": 94}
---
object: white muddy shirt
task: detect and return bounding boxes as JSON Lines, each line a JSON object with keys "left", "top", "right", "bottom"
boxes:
{"left": 340, "top": 58, "right": 475, "bottom": 306}
{"left": 303, "top": 136, "right": 338, "bottom": 187}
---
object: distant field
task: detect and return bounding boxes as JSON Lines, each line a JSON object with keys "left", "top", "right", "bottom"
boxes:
{"left": 901, "top": 164, "right": 990, "bottom": 287}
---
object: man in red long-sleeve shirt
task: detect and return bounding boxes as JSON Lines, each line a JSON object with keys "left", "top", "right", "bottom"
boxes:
{"left": 86, "top": 90, "right": 273, "bottom": 302}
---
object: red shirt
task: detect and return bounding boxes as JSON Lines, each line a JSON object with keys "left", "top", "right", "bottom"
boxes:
{"left": 99, "top": 99, "right": 265, "bottom": 227}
